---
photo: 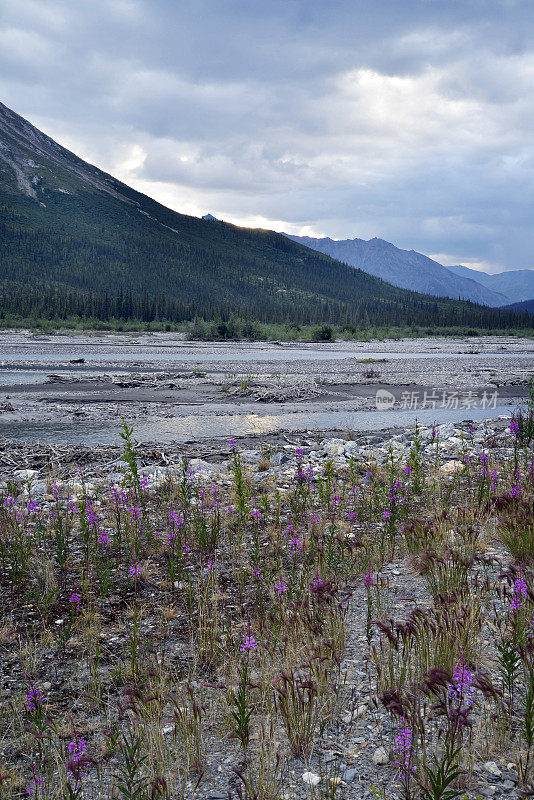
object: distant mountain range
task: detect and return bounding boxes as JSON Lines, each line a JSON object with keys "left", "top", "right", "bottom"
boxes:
{"left": 285, "top": 234, "right": 533, "bottom": 308}
{"left": 0, "top": 99, "right": 530, "bottom": 330}
{"left": 447, "top": 264, "right": 534, "bottom": 304}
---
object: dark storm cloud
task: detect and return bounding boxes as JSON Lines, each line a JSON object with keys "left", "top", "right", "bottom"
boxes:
{"left": 1, "top": 0, "right": 533, "bottom": 270}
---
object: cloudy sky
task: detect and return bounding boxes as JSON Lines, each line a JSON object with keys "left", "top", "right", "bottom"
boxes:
{"left": 1, "top": 0, "right": 533, "bottom": 272}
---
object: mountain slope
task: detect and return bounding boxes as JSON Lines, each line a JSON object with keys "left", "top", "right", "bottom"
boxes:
{"left": 501, "top": 298, "right": 534, "bottom": 314}
{"left": 447, "top": 264, "right": 534, "bottom": 304}
{"left": 0, "top": 100, "right": 526, "bottom": 330}
{"left": 285, "top": 235, "right": 508, "bottom": 307}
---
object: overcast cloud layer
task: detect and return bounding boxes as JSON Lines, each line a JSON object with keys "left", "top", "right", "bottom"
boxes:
{"left": 1, "top": 0, "right": 533, "bottom": 272}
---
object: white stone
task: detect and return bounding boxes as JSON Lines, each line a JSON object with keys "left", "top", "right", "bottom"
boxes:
{"left": 322, "top": 438, "right": 346, "bottom": 457}
{"left": 302, "top": 772, "right": 321, "bottom": 787}
{"left": 484, "top": 761, "right": 502, "bottom": 778}
{"left": 14, "top": 469, "right": 39, "bottom": 481}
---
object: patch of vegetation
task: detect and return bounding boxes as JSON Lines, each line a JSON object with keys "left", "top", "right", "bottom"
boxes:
{"left": 0, "top": 420, "right": 534, "bottom": 796}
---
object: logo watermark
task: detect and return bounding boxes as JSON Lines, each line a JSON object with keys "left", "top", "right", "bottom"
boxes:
{"left": 375, "top": 388, "right": 498, "bottom": 411}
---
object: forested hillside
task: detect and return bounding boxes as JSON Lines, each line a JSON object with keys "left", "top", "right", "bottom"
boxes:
{"left": 0, "top": 101, "right": 530, "bottom": 330}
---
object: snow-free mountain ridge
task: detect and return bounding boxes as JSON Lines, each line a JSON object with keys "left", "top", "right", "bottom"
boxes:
{"left": 285, "top": 234, "right": 509, "bottom": 307}
{"left": 447, "top": 264, "right": 534, "bottom": 304}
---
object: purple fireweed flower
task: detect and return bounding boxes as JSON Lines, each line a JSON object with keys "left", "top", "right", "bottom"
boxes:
{"left": 240, "top": 622, "right": 258, "bottom": 652}
{"left": 129, "top": 563, "right": 141, "bottom": 579}
{"left": 331, "top": 493, "right": 341, "bottom": 506}
{"left": 364, "top": 572, "right": 374, "bottom": 589}
{"left": 510, "top": 575, "right": 528, "bottom": 612}
{"left": 449, "top": 660, "right": 475, "bottom": 707}
{"left": 295, "top": 448, "right": 304, "bottom": 457}
{"left": 393, "top": 725, "right": 415, "bottom": 774}
{"left": 27, "top": 776, "right": 44, "bottom": 797}
{"left": 252, "top": 566, "right": 263, "bottom": 579}
{"left": 69, "top": 591, "right": 80, "bottom": 606}
{"left": 275, "top": 580, "right": 288, "bottom": 597}
{"left": 347, "top": 510, "right": 358, "bottom": 522}
{"left": 251, "top": 508, "right": 264, "bottom": 523}
{"left": 229, "top": 438, "right": 236, "bottom": 449}
{"left": 510, "top": 484, "right": 522, "bottom": 499}
{"left": 27, "top": 687, "right": 43, "bottom": 712}
{"left": 97, "top": 529, "right": 111, "bottom": 548}
{"left": 511, "top": 415, "right": 520, "bottom": 438}
{"left": 67, "top": 735, "right": 87, "bottom": 777}
{"left": 227, "top": 504, "right": 234, "bottom": 515}
{"left": 68, "top": 737, "right": 87, "bottom": 755}
{"left": 288, "top": 535, "right": 303, "bottom": 554}
{"left": 283, "top": 524, "right": 295, "bottom": 534}
{"left": 311, "top": 572, "right": 324, "bottom": 590}
{"left": 3, "top": 496, "right": 16, "bottom": 509}
{"left": 165, "top": 530, "right": 176, "bottom": 545}
{"left": 382, "top": 510, "right": 392, "bottom": 520}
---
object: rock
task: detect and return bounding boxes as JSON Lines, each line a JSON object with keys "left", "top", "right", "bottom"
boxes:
{"left": 372, "top": 746, "right": 389, "bottom": 765}
{"left": 484, "top": 762, "right": 502, "bottom": 778}
{"left": 43, "top": 682, "right": 52, "bottom": 690}
{"left": 270, "top": 452, "right": 288, "bottom": 466}
{"left": 440, "top": 460, "right": 464, "bottom": 475}
{"left": 26, "top": 480, "right": 46, "bottom": 497}
{"left": 240, "top": 449, "right": 262, "bottom": 464}
{"left": 14, "top": 469, "right": 39, "bottom": 481}
{"left": 302, "top": 772, "right": 321, "bottom": 787}
{"left": 344, "top": 441, "right": 359, "bottom": 454}
{"left": 322, "top": 438, "right": 346, "bottom": 457}
{"left": 502, "top": 780, "right": 515, "bottom": 790}
{"left": 482, "top": 788, "right": 496, "bottom": 798}
{"left": 342, "top": 768, "right": 357, "bottom": 783}
{"left": 162, "top": 725, "right": 174, "bottom": 735}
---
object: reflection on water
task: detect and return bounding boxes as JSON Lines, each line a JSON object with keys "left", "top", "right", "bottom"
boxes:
{"left": 0, "top": 405, "right": 513, "bottom": 446}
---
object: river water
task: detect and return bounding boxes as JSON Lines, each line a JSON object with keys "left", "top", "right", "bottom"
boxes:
{"left": 0, "top": 404, "right": 513, "bottom": 445}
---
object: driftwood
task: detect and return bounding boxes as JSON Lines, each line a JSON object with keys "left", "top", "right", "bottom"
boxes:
{"left": 225, "top": 381, "right": 328, "bottom": 403}
{"left": 0, "top": 439, "right": 231, "bottom": 480}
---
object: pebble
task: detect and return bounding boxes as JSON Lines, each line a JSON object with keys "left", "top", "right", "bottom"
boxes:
{"left": 372, "top": 746, "right": 389, "bottom": 765}
{"left": 302, "top": 772, "right": 321, "bottom": 786}
{"left": 484, "top": 761, "right": 502, "bottom": 778}
{"left": 342, "top": 768, "right": 358, "bottom": 783}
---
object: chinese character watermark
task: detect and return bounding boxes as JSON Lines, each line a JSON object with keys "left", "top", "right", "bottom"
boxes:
{"left": 377, "top": 388, "right": 498, "bottom": 411}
